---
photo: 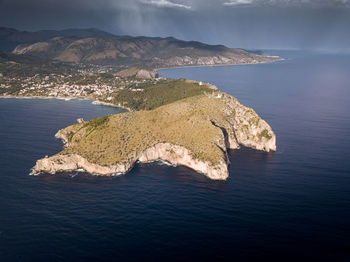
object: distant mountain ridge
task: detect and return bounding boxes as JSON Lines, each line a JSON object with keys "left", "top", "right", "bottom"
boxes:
{"left": 1, "top": 27, "right": 280, "bottom": 69}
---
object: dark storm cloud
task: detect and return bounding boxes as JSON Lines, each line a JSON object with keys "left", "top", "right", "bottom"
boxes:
{"left": 0, "top": 0, "right": 349, "bottom": 50}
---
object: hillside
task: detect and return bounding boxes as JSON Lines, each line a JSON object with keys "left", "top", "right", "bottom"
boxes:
{"left": 0, "top": 52, "right": 76, "bottom": 77}
{"left": 0, "top": 27, "right": 114, "bottom": 52}
{"left": 12, "top": 34, "right": 280, "bottom": 67}
{"left": 98, "top": 79, "right": 216, "bottom": 111}
{"left": 32, "top": 90, "right": 276, "bottom": 180}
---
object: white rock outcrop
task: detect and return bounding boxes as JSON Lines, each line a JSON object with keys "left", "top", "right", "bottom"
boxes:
{"left": 136, "top": 69, "right": 158, "bottom": 79}
{"left": 32, "top": 143, "right": 229, "bottom": 180}
{"left": 138, "top": 143, "right": 228, "bottom": 180}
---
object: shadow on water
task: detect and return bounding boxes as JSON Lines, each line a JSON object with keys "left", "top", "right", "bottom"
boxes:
{"left": 228, "top": 147, "right": 275, "bottom": 177}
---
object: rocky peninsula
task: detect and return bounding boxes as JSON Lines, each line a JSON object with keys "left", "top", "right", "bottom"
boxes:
{"left": 32, "top": 89, "right": 276, "bottom": 180}
{"left": 0, "top": 28, "right": 279, "bottom": 180}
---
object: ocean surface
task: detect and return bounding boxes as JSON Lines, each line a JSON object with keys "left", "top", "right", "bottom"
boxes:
{"left": 1, "top": 51, "right": 350, "bottom": 261}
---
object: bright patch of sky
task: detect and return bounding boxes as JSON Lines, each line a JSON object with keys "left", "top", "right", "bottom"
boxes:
{"left": 140, "top": 0, "right": 191, "bottom": 9}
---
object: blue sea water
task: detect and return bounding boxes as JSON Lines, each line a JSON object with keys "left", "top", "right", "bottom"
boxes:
{"left": 0, "top": 51, "right": 350, "bottom": 261}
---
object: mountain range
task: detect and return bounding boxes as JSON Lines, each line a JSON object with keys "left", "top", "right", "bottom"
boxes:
{"left": 0, "top": 27, "right": 279, "bottom": 69}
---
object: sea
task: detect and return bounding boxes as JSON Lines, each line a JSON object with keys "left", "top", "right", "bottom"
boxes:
{"left": 0, "top": 50, "right": 349, "bottom": 261}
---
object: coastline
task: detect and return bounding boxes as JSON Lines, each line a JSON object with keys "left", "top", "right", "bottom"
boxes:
{"left": 0, "top": 57, "right": 283, "bottom": 108}
{"left": 0, "top": 95, "right": 89, "bottom": 101}
{"left": 0, "top": 95, "right": 130, "bottom": 111}
{"left": 156, "top": 56, "right": 284, "bottom": 70}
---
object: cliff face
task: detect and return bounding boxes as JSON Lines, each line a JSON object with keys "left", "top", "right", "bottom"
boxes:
{"left": 34, "top": 143, "right": 228, "bottom": 180}
{"left": 32, "top": 91, "right": 276, "bottom": 180}
{"left": 207, "top": 93, "right": 276, "bottom": 152}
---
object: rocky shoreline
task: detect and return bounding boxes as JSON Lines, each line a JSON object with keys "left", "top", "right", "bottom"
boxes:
{"left": 32, "top": 143, "right": 230, "bottom": 180}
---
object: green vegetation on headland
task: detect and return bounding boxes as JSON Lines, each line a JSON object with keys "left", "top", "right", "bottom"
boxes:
{"left": 104, "top": 79, "right": 214, "bottom": 111}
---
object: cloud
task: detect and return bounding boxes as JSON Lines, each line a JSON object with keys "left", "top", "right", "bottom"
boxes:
{"left": 140, "top": 0, "right": 191, "bottom": 9}
{"left": 223, "top": 0, "right": 253, "bottom": 6}
{"left": 222, "top": 0, "right": 350, "bottom": 8}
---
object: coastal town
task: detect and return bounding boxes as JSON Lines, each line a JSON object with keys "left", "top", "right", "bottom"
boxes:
{"left": 0, "top": 68, "right": 162, "bottom": 101}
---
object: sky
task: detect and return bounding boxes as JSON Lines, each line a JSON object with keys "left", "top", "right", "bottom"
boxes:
{"left": 0, "top": 0, "right": 349, "bottom": 50}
